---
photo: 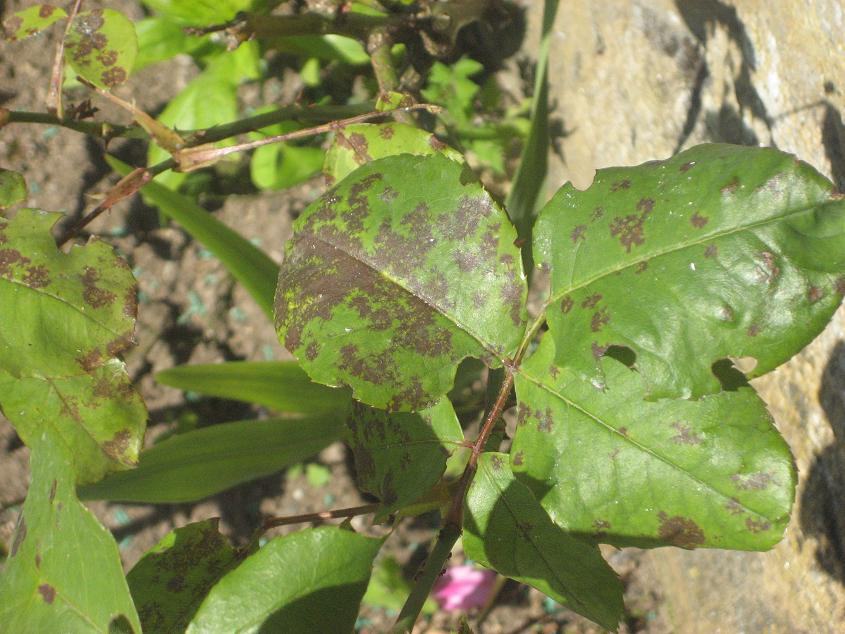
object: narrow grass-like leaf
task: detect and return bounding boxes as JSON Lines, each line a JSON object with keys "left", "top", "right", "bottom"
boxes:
{"left": 536, "top": 144, "right": 845, "bottom": 399}
{"left": 127, "top": 519, "right": 241, "bottom": 634}
{"left": 65, "top": 9, "right": 137, "bottom": 89}
{"left": 512, "top": 336, "right": 795, "bottom": 550}
{"left": 0, "top": 210, "right": 145, "bottom": 484}
{"left": 156, "top": 361, "right": 351, "bottom": 414}
{"left": 2, "top": 4, "right": 66, "bottom": 41}
{"left": 275, "top": 153, "right": 527, "bottom": 411}
{"left": 108, "top": 155, "right": 279, "bottom": 318}
{"left": 80, "top": 415, "right": 345, "bottom": 503}
{"left": 187, "top": 526, "right": 383, "bottom": 633}
{"left": 463, "top": 452, "right": 623, "bottom": 631}
{"left": 347, "top": 398, "right": 463, "bottom": 518}
{"left": 0, "top": 433, "right": 141, "bottom": 632}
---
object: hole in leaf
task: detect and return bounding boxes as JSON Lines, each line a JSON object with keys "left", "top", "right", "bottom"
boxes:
{"left": 712, "top": 358, "right": 752, "bottom": 391}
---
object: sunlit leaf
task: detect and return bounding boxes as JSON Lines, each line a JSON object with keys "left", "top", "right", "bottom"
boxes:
{"left": 2, "top": 4, "right": 66, "bottom": 41}
{"left": 0, "top": 169, "right": 27, "bottom": 210}
{"left": 65, "top": 9, "right": 137, "bottom": 89}
{"left": 133, "top": 16, "right": 208, "bottom": 70}
{"left": 0, "top": 210, "right": 145, "bottom": 484}
{"left": 141, "top": 0, "right": 260, "bottom": 26}
{"left": 275, "top": 153, "right": 527, "bottom": 411}
{"left": 187, "top": 527, "right": 383, "bottom": 633}
{"left": 512, "top": 336, "right": 796, "bottom": 550}
{"left": 251, "top": 143, "right": 324, "bottom": 191}
{"left": 463, "top": 452, "right": 623, "bottom": 631}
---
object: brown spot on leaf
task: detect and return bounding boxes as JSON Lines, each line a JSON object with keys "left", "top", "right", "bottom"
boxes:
{"left": 731, "top": 472, "right": 771, "bottom": 490}
{"left": 757, "top": 251, "right": 780, "bottom": 284}
{"left": 49, "top": 479, "right": 57, "bottom": 502}
{"left": 305, "top": 342, "right": 319, "bottom": 360}
{"left": 808, "top": 286, "right": 823, "bottom": 303}
{"left": 536, "top": 408, "right": 554, "bottom": 432}
{"left": 10, "top": 516, "right": 26, "bottom": 556}
{"left": 581, "top": 293, "right": 602, "bottom": 309}
{"left": 82, "top": 266, "right": 116, "bottom": 308}
{"left": 721, "top": 176, "right": 740, "bottom": 195}
{"left": 77, "top": 348, "right": 102, "bottom": 372}
{"left": 725, "top": 498, "right": 743, "bottom": 515}
{"left": 0, "top": 248, "right": 31, "bottom": 278}
{"left": 635, "top": 261, "right": 648, "bottom": 273}
{"left": 35, "top": 553, "right": 41, "bottom": 568}
{"left": 593, "top": 519, "right": 611, "bottom": 537}
{"left": 97, "top": 49, "right": 118, "bottom": 66}
{"left": 680, "top": 161, "right": 695, "bottom": 172}
{"left": 747, "top": 324, "right": 760, "bottom": 337}
{"left": 512, "top": 451, "right": 524, "bottom": 466}
{"left": 429, "top": 135, "right": 447, "bottom": 150}
{"left": 560, "top": 296, "right": 573, "bottom": 313}
{"left": 637, "top": 198, "right": 654, "bottom": 213}
{"left": 611, "top": 179, "right": 631, "bottom": 191}
{"left": 38, "top": 584, "right": 56, "bottom": 604}
{"left": 490, "top": 455, "right": 503, "bottom": 470}
{"left": 704, "top": 244, "right": 718, "bottom": 258}
{"left": 39, "top": 5, "right": 56, "bottom": 18}
{"left": 548, "top": 364, "right": 559, "bottom": 379}
{"left": 590, "top": 308, "right": 610, "bottom": 332}
{"left": 570, "top": 224, "right": 587, "bottom": 242}
{"left": 591, "top": 206, "right": 604, "bottom": 222}
{"left": 746, "top": 518, "right": 771, "bottom": 533}
{"left": 101, "top": 66, "right": 127, "bottom": 87}
{"left": 617, "top": 427, "right": 628, "bottom": 437}
{"left": 671, "top": 421, "right": 703, "bottom": 445}
{"left": 609, "top": 200, "right": 651, "bottom": 252}
{"left": 837, "top": 277, "right": 845, "bottom": 295}
{"left": 592, "top": 342, "right": 608, "bottom": 359}
{"left": 517, "top": 403, "right": 530, "bottom": 426}
{"left": 102, "top": 429, "right": 131, "bottom": 460}
{"left": 690, "top": 212, "right": 708, "bottom": 228}
{"left": 379, "top": 126, "right": 394, "bottom": 139}
{"left": 24, "top": 265, "right": 50, "bottom": 288}
{"left": 657, "top": 511, "right": 705, "bottom": 548}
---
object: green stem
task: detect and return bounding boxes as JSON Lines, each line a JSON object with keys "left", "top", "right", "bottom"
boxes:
{"left": 234, "top": 11, "right": 404, "bottom": 41}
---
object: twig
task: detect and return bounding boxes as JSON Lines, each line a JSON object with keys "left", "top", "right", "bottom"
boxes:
{"left": 47, "top": 0, "right": 83, "bottom": 117}
{"left": 262, "top": 503, "right": 379, "bottom": 530}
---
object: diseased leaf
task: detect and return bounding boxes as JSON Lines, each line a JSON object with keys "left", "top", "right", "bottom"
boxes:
{"left": 0, "top": 169, "right": 27, "bottom": 210}
{"left": 187, "top": 526, "right": 383, "bottom": 633}
{"left": 0, "top": 210, "right": 145, "bottom": 484}
{"left": 2, "top": 4, "right": 66, "bottom": 41}
{"left": 347, "top": 398, "right": 463, "bottom": 518}
{"left": 275, "top": 153, "right": 527, "bottom": 411}
{"left": 65, "top": 9, "right": 137, "bottom": 90}
{"left": 536, "top": 144, "right": 845, "bottom": 399}
{"left": 0, "top": 433, "right": 141, "bottom": 632}
{"left": 463, "top": 452, "right": 623, "bottom": 631}
{"left": 323, "top": 122, "right": 463, "bottom": 184}
{"left": 156, "top": 361, "right": 351, "bottom": 414}
{"left": 512, "top": 336, "right": 795, "bottom": 550}
{"left": 127, "top": 519, "right": 241, "bottom": 633}
{"left": 80, "top": 415, "right": 345, "bottom": 503}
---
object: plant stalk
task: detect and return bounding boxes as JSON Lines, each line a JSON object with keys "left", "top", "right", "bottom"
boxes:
{"left": 262, "top": 503, "right": 379, "bottom": 530}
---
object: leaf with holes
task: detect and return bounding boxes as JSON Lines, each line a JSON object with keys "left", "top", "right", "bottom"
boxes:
{"left": 0, "top": 433, "right": 141, "bottom": 632}
{"left": 0, "top": 210, "right": 145, "bottom": 484}
{"left": 2, "top": 4, "right": 66, "bottom": 41}
{"left": 348, "top": 398, "right": 463, "bottom": 518}
{"left": 275, "top": 153, "right": 527, "bottom": 411}
{"left": 463, "top": 452, "right": 623, "bottom": 631}
{"left": 127, "top": 519, "right": 241, "bottom": 634}
{"left": 512, "top": 336, "right": 795, "bottom": 550}
{"left": 536, "top": 144, "right": 845, "bottom": 399}
{"left": 65, "top": 9, "right": 137, "bottom": 90}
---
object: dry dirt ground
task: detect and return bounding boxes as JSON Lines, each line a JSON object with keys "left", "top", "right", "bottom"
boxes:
{"left": 0, "top": 2, "right": 669, "bottom": 632}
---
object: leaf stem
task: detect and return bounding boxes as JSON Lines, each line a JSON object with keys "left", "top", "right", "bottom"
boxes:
{"left": 261, "top": 503, "right": 379, "bottom": 530}
{"left": 47, "top": 0, "right": 83, "bottom": 117}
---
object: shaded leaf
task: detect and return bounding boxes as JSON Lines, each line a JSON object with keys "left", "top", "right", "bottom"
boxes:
{"left": 109, "top": 155, "right": 279, "bottom": 319}
{"left": 0, "top": 433, "right": 140, "bottom": 632}
{"left": 65, "top": 9, "right": 137, "bottom": 90}
{"left": 512, "top": 336, "right": 795, "bottom": 550}
{"left": 141, "top": 0, "right": 258, "bottom": 26}
{"left": 536, "top": 144, "right": 845, "bottom": 399}
{"left": 0, "top": 169, "right": 27, "bottom": 210}
{"left": 127, "top": 519, "right": 241, "bottom": 633}
{"left": 251, "top": 142, "right": 324, "bottom": 191}
{"left": 347, "top": 398, "right": 463, "bottom": 518}
{"left": 80, "top": 415, "right": 345, "bottom": 503}
{"left": 463, "top": 452, "right": 623, "bottom": 631}
{"left": 323, "top": 122, "right": 463, "bottom": 184}
{"left": 187, "top": 526, "right": 383, "bottom": 633}
{"left": 156, "top": 360, "right": 351, "bottom": 414}
{"left": 0, "top": 210, "right": 145, "bottom": 484}
{"left": 2, "top": 4, "right": 66, "bottom": 41}
{"left": 362, "top": 556, "right": 436, "bottom": 614}
{"left": 275, "top": 153, "right": 527, "bottom": 411}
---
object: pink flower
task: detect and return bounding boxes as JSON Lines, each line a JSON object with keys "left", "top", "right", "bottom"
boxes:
{"left": 432, "top": 564, "right": 497, "bottom": 612}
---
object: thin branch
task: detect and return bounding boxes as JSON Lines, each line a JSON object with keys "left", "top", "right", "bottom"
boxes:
{"left": 47, "top": 0, "right": 83, "bottom": 117}
{"left": 262, "top": 503, "right": 379, "bottom": 530}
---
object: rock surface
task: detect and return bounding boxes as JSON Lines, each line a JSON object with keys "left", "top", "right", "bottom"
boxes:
{"left": 528, "top": 0, "right": 845, "bottom": 630}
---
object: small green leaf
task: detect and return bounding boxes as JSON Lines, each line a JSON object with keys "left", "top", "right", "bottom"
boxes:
{"left": 0, "top": 434, "right": 141, "bottom": 632}
{"left": 251, "top": 143, "right": 325, "bottom": 191}
{"left": 133, "top": 16, "right": 208, "bottom": 70}
{"left": 421, "top": 57, "right": 483, "bottom": 127}
{"left": 127, "top": 519, "right": 241, "bottom": 634}
{"left": 80, "top": 415, "right": 345, "bottom": 503}
{"left": 0, "top": 210, "right": 145, "bottom": 484}
{"left": 362, "top": 556, "right": 436, "bottom": 614}
{"left": 65, "top": 9, "right": 137, "bottom": 89}
{"left": 323, "top": 122, "right": 463, "bottom": 184}
{"left": 141, "top": 0, "right": 258, "bottom": 26}
{"left": 512, "top": 336, "right": 796, "bottom": 550}
{"left": 537, "top": 144, "right": 845, "bottom": 399}
{"left": 463, "top": 452, "right": 623, "bottom": 631}
{"left": 187, "top": 526, "right": 383, "bottom": 633}
{"left": 275, "top": 153, "right": 527, "bottom": 411}
{"left": 108, "top": 155, "right": 279, "bottom": 319}
{"left": 348, "top": 398, "right": 463, "bottom": 518}
{"left": 156, "top": 361, "right": 351, "bottom": 414}
{"left": 2, "top": 4, "right": 67, "bottom": 41}
{"left": 0, "top": 169, "right": 27, "bottom": 210}
{"left": 272, "top": 34, "right": 369, "bottom": 65}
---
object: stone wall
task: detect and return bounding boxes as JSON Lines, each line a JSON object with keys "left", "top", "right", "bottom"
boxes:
{"left": 527, "top": 1, "right": 845, "bottom": 630}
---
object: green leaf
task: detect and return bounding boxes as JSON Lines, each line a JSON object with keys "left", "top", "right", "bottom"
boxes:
{"left": 347, "top": 398, "right": 463, "bottom": 518}
{"left": 141, "top": 0, "right": 259, "bottom": 26}
{"left": 512, "top": 336, "right": 796, "bottom": 550}
{"left": 2, "top": 4, "right": 66, "bottom": 41}
{"left": 421, "top": 57, "right": 483, "bottom": 126}
{"left": 80, "top": 415, "right": 345, "bottom": 503}
{"left": 251, "top": 143, "right": 325, "bottom": 191}
{"left": 362, "top": 556, "right": 436, "bottom": 614}
{"left": 0, "top": 210, "right": 145, "bottom": 484}
{"left": 108, "top": 155, "right": 279, "bottom": 319}
{"left": 272, "top": 34, "right": 369, "bottom": 65}
{"left": 275, "top": 153, "right": 527, "bottom": 411}
{"left": 133, "top": 17, "right": 208, "bottom": 71}
{"left": 0, "top": 434, "right": 141, "bottom": 632}
{"left": 0, "top": 169, "right": 27, "bottom": 210}
{"left": 463, "top": 452, "right": 623, "bottom": 631}
{"left": 323, "top": 122, "right": 463, "bottom": 184}
{"left": 156, "top": 361, "right": 351, "bottom": 414}
{"left": 65, "top": 9, "right": 137, "bottom": 89}
{"left": 187, "top": 526, "right": 383, "bottom": 633}
{"left": 127, "top": 519, "right": 241, "bottom": 633}
{"left": 536, "top": 143, "right": 845, "bottom": 399}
